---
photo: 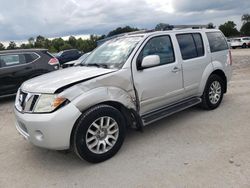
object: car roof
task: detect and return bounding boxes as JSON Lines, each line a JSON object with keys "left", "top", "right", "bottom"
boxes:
{"left": 127, "top": 29, "right": 221, "bottom": 38}
{"left": 0, "top": 48, "right": 47, "bottom": 54}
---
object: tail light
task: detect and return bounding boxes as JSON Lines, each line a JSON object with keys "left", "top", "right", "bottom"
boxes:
{"left": 228, "top": 50, "right": 232, "bottom": 65}
{"left": 48, "top": 58, "right": 59, "bottom": 65}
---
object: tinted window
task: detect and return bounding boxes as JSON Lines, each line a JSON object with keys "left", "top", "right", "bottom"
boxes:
{"left": 139, "top": 35, "right": 175, "bottom": 66}
{"left": 72, "top": 50, "right": 79, "bottom": 56}
{"left": 0, "top": 54, "right": 25, "bottom": 68}
{"left": 193, "top": 34, "right": 204, "bottom": 57}
{"left": 206, "top": 32, "right": 228, "bottom": 52}
{"left": 25, "top": 53, "right": 39, "bottom": 63}
{"left": 177, "top": 34, "right": 197, "bottom": 60}
{"left": 243, "top": 38, "right": 250, "bottom": 41}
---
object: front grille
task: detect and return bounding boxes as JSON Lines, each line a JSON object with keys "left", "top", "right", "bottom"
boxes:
{"left": 15, "top": 90, "right": 40, "bottom": 113}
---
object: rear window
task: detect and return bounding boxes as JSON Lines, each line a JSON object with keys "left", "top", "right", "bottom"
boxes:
{"left": 206, "top": 32, "right": 228, "bottom": 52}
{"left": 176, "top": 33, "right": 204, "bottom": 60}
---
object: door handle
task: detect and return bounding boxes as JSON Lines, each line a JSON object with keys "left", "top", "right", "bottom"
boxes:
{"left": 171, "top": 66, "right": 181, "bottom": 73}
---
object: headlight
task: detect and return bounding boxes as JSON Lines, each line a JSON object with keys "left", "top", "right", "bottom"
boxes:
{"left": 34, "top": 94, "right": 67, "bottom": 113}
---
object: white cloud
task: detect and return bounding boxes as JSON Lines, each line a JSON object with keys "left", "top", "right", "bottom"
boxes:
{"left": 0, "top": 0, "right": 249, "bottom": 42}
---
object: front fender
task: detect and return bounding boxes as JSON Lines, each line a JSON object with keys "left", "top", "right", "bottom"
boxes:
{"left": 70, "top": 87, "right": 136, "bottom": 112}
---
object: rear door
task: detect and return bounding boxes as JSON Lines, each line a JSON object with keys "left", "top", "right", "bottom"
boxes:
{"left": 0, "top": 53, "right": 34, "bottom": 96}
{"left": 176, "top": 33, "right": 208, "bottom": 97}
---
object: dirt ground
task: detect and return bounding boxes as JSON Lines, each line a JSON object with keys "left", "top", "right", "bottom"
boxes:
{"left": 0, "top": 49, "right": 250, "bottom": 188}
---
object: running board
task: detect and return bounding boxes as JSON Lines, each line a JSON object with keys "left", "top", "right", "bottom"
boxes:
{"left": 141, "top": 97, "right": 201, "bottom": 126}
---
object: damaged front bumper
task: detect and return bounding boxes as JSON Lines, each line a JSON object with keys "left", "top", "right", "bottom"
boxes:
{"left": 14, "top": 103, "right": 81, "bottom": 150}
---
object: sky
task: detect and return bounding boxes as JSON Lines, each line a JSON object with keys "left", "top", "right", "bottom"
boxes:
{"left": 0, "top": 0, "right": 249, "bottom": 44}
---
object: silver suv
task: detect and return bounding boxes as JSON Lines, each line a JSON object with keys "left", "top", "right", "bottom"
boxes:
{"left": 14, "top": 29, "right": 232, "bottom": 163}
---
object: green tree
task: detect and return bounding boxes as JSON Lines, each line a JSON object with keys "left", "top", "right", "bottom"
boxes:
{"left": 51, "top": 38, "right": 65, "bottom": 51}
{"left": 34, "top": 35, "right": 46, "bottom": 48}
{"left": 20, "top": 43, "right": 28, "bottom": 49}
{"left": 7, "top": 41, "right": 17, "bottom": 49}
{"left": 241, "top": 14, "right": 250, "bottom": 36}
{"left": 242, "top": 14, "right": 250, "bottom": 24}
{"left": 219, "top": 21, "right": 239, "bottom": 37}
{"left": 61, "top": 43, "right": 73, "bottom": 50}
{"left": 155, "top": 23, "right": 172, "bottom": 31}
{"left": 240, "top": 22, "right": 250, "bottom": 36}
{"left": 28, "top": 37, "right": 35, "bottom": 46}
{"left": 207, "top": 22, "right": 216, "bottom": 29}
{"left": 68, "top": 36, "right": 77, "bottom": 48}
{"left": 0, "top": 43, "right": 5, "bottom": 50}
{"left": 107, "top": 26, "right": 139, "bottom": 37}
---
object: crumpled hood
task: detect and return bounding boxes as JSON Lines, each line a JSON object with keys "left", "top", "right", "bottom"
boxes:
{"left": 21, "top": 66, "right": 116, "bottom": 93}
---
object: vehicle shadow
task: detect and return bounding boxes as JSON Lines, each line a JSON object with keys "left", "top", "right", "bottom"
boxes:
{"left": 0, "top": 95, "right": 16, "bottom": 104}
{"left": 24, "top": 105, "right": 206, "bottom": 169}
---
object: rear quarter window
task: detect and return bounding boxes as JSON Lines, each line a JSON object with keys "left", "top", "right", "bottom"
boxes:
{"left": 206, "top": 32, "right": 228, "bottom": 53}
{"left": 24, "top": 53, "right": 40, "bottom": 63}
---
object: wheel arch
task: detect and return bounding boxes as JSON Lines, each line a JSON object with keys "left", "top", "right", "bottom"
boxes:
{"left": 199, "top": 63, "right": 228, "bottom": 95}
{"left": 69, "top": 86, "right": 139, "bottom": 149}
{"left": 211, "top": 69, "right": 227, "bottom": 93}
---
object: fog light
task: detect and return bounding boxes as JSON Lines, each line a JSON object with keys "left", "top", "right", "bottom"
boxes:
{"left": 34, "top": 130, "right": 44, "bottom": 141}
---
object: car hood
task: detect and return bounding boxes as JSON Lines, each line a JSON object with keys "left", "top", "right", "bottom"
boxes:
{"left": 21, "top": 66, "right": 116, "bottom": 93}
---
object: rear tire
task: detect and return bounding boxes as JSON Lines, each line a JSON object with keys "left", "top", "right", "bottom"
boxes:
{"left": 201, "top": 74, "right": 224, "bottom": 110}
{"left": 73, "top": 105, "right": 126, "bottom": 163}
{"left": 242, "top": 43, "right": 247, "bottom": 48}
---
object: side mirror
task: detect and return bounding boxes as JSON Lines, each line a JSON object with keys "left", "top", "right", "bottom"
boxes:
{"left": 141, "top": 55, "right": 160, "bottom": 69}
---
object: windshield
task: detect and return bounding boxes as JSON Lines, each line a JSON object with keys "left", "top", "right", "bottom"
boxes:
{"left": 57, "top": 51, "right": 63, "bottom": 56}
{"left": 84, "top": 36, "right": 142, "bottom": 69}
{"left": 79, "top": 53, "right": 90, "bottom": 61}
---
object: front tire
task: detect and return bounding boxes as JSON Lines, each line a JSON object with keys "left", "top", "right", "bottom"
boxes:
{"left": 73, "top": 105, "right": 126, "bottom": 163}
{"left": 201, "top": 74, "right": 224, "bottom": 110}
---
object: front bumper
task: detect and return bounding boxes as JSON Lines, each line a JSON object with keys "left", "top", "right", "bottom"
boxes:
{"left": 14, "top": 103, "right": 81, "bottom": 150}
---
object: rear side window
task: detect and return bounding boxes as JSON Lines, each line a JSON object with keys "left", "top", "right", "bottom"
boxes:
{"left": 0, "top": 54, "right": 26, "bottom": 68}
{"left": 72, "top": 50, "right": 79, "bottom": 56}
{"left": 176, "top": 33, "right": 204, "bottom": 60}
{"left": 206, "top": 32, "right": 228, "bottom": 52}
{"left": 193, "top": 34, "right": 204, "bottom": 57}
{"left": 139, "top": 35, "right": 175, "bottom": 66}
{"left": 24, "top": 53, "right": 40, "bottom": 63}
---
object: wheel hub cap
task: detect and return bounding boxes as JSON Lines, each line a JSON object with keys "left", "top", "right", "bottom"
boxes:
{"left": 86, "top": 116, "right": 119, "bottom": 154}
{"left": 209, "top": 81, "right": 222, "bottom": 104}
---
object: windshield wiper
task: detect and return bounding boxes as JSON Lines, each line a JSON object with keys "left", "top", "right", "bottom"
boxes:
{"left": 86, "top": 63, "right": 108, "bottom": 68}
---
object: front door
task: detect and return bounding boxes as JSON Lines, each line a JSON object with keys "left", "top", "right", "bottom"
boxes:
{"left": 132, "top": 35, "right": 184, "bottom": 115}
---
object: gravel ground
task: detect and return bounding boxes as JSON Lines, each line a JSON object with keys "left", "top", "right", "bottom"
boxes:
{"left": 0, "top": 49, "right": 250, "bottom": 188}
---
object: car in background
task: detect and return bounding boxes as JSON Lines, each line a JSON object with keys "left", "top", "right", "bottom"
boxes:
{"left": 231, "top": 37, "right": 250, "bottom": 49}
{"left": 62, "top": 52, "right": 91, "bottom": 68}
{"left": 56, "top": 49, "right": 82, "bottom": 65}
{"left": 0, "top": 49, "right": 59, "bottom": 97}
{"left": 226, "top": 39, "right": 231, "bottom": 47}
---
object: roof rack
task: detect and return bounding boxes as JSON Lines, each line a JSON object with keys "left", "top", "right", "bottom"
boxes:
{"left": 170, "top": 24, "right": 209, "bottom": 30}
{"left": 97, "top": 24, "right": 210, "bottom": 46}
